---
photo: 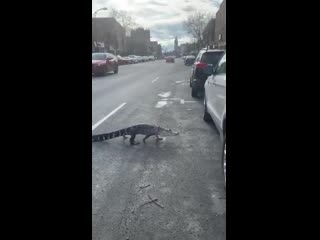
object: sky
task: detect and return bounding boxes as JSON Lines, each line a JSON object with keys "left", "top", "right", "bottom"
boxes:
{"left": 92, "top": 0, "right": 222, "bottom": 51}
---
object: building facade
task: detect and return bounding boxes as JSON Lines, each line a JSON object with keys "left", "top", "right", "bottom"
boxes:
{"left": 214, "top": 0, "right": 226, "bottom": 49}
{"left": 129, "top": 28, "right": 151, "bottom": 55}
{"left": 156, "top": 44, "right": 162, "bottom": 58}
{"left": 203, "top": 18, "right": 215, "bottom": 49}
{"left": 92, "top": 17, "right": 126, "bottom": 54}
{"left": 149, "top": 41, "right": 158, "bottom": 56}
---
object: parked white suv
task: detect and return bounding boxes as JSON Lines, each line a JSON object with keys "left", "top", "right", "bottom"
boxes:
{"left": 203, "top": 53, "right": 226, "bottom": 187}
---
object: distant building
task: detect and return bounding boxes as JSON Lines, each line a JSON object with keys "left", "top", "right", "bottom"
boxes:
{"left": 214, "top": 0, "right": 226, "bottom": 49}
{"left": 130, "top": 28, "right": 151, "bottom": 55}
{"left": 203, "top": 18, "right": 215, "bottom": 49}
{"left": 147, "top": 41, "right": 162, "bottom": 58}
{"left": 174, "top": 37, "right": 178, "bottom": 52}
{"left": 149, "top": 41, "right": 158, "bottom": 55}
{"left": 156, "top": 43, "right": 162, "bottom": 58}
{"left": 179, "top": 42, "right": 198, "bottom": 56}
{"left": 180, "top": 43, "right": 188, "bottom": 56}
{"left": 174, "top": 37, "right": 181, "bottom": 56}
{"left": 92, "top": 17, "right": 126, "bottom": 54}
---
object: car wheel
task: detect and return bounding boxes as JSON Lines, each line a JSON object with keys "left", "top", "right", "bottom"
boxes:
{"left": 203, "top": 96, "right": 212, "bottom": 122}
{"left": 114, "top": 65, "right": 118, "bottom": 74}
{"left": 191, "top": 84, "right": 198, "bottom": 98}
{"left": 222, "top": 139, "right": 226, "bottom": 188}
{"left": 104, "top": 66, "right": 108, "bottom": 75}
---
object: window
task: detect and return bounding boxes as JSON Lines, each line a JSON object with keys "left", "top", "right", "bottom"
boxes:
{"left": 201, "top": 51, "right": 224, "bottom": 65}
{"left": 216, "top": 54, "right": 226, "bottom": 74}
{"left": 92, "top": 53, "right": 107, "bottom": 60}
{"left": 195, "top": 51, "right": 202, "bottom": 62}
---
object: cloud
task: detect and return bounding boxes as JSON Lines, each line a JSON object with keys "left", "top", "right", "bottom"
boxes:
{"left": 181, "top": 5, "right": 194, "bottom": 12}
{"left": 92, "top": 0, "right": 222, "bottom": 50}
{"left": 149, "top": 0, "right": 168, "bottom": 6}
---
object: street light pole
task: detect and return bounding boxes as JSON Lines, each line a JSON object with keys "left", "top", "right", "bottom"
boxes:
{"left": 93, "top": 7, "right": 108, "bottom": 18}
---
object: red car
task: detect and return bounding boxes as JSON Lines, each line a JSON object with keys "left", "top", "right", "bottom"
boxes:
{"left": 92, "top": 53, "right": 119, "bottom": 75}
{"left": 165, "top": 56, "right": 175, "bottom": 63}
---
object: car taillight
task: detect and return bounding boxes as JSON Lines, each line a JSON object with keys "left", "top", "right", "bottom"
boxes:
{"left": 195, "top": 62, "right": 208, "bottom": 69}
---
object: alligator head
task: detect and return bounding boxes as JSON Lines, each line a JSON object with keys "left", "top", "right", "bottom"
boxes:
{"left": 158, "top": 127, "right": 179, "bottom": 136}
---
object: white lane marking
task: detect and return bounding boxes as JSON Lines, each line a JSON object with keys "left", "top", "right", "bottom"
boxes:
{"left": 152, "top": 77, "right": 159, "bottom": 83}
{"left": 92, "top": 102, "right": 126, "bottom": 131}
{"left": 158, "top": 92, "right": 171, "bottom": 98}
{"left": 155, "top": 101, "right": 168, "bottom": 108}
{"left": 180, "top": 99, "right": 196, "bottom": 104}
{"left": 167, "top": 98, "right": 181, "bottom": 100}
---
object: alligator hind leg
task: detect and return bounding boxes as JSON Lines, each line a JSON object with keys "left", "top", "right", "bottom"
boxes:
{"left": 130, "top": 135, "right": 140, "bottom": 145}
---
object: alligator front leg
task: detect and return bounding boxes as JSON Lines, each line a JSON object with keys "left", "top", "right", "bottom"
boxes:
{"left": 156, "top": 135, "right": 163, "bottom": 141}
{"left": 143, "top": 134, "right": 153, "bottom": 143}
{"left": 130, "top": 134, "right": 140, "bottom": 145}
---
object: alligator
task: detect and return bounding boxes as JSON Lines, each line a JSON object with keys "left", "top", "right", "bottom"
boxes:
{"left": 92, "top": 124, "right": 179, "bottom": 145}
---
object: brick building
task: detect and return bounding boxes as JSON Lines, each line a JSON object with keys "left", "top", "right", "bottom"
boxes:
{"left": 203, "top": 18, "right": 215, "bottom": 49}
{"left": 92, "top": 17, "right": 126, "bottom": 54}
{"left": 214, "top": 0, "right": 226, "bottom": 49}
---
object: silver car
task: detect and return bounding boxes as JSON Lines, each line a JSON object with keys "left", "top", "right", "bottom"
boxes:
{"left": 203, "top": 53, "right": 226, "bottom": 187}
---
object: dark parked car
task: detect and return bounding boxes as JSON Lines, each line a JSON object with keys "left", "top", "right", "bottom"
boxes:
{"left": 92, "top": 53, "right": 118, "bottom": 76}
{"left": 189, "top": 49, "right": 224, "bottom": 97}
{"left": 117, "top": 55, "right": 129, "bottom": 65}
{"left": 166, "top": 56, "right": 175, "bottom": 63}
{"left": 203, "top": 53, "right": 226, "bottom": 187}
{"left": 184, "top": 55, "right": 195, "bottom": 66}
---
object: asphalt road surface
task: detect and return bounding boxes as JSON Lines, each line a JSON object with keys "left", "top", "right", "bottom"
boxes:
{"left": 92, "top": 59, "right": 225, "bottom": 240}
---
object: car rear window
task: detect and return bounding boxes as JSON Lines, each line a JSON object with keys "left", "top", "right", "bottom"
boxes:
{"left": 201, "top": 51, "right": 224, "bottom": 65}
{"left": 92, "top": 53, "right": 107, "bottom": 60}
{"left": 186, "top": 58, "right": 195, "bottom": 63}
{"left": 216, "top": 55, "right": 226, "bottom": 74}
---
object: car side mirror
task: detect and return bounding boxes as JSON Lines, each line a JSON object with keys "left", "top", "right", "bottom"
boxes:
{"left": 203, "top": 64, "right": 214, "bottom": 76}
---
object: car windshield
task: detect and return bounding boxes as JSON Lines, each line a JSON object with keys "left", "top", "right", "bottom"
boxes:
{"left": 92, "top": 53, "right": 107, "bottom": 60}
{"left": 201, "top": 52, "right": 225, "bottom": 65}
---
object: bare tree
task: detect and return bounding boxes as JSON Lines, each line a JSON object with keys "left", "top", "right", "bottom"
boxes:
{"left": 183, "top": 11, "right": 212, "bottom": 50}
{"left": 109, "top": 8, "right": 139, "bottom": 35}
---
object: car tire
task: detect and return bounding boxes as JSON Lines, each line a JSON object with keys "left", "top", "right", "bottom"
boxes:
{"left": 191, "top": 84, "right": 198, "bottom": 98}
{"left": 203, "top": 97, "right": 212, "bottom": 122}
{"left": 103, "top": 66, "right": 108, "bottom": 75}
{"left": 114, "top": 65, "right": 118, "bottom": 74}
{"left": 221, "top": 139, "right": 226, "bottom": 189}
